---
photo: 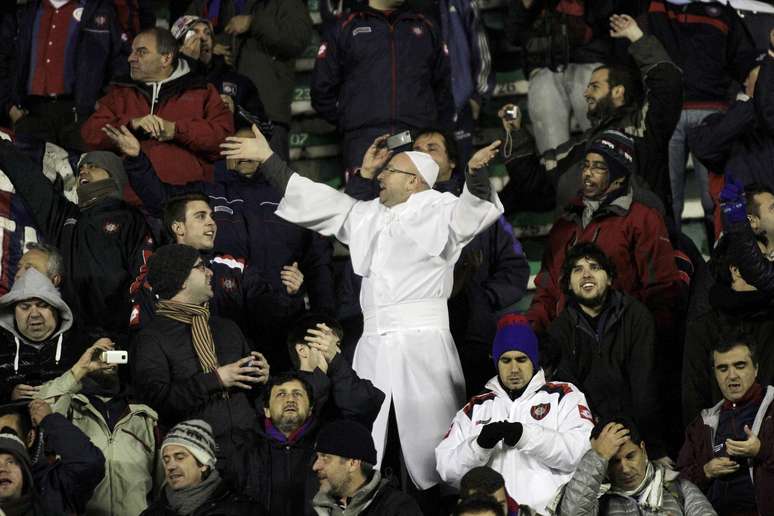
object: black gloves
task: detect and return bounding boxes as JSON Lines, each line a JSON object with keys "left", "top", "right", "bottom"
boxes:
{"left": 476, "top": 421, "right": 524, "bottom": 449}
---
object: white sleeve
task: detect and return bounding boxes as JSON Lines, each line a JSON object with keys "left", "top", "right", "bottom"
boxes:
{"left": 515, "top": 390, "right": 594, "bottom": 473}
{"left": 275, "top": 174, "right": 360, "bottom": 245}
{"left": 435, "top": 408, "right": 494, "bottom": 486}
{"left": 444, "top": 185, "right": 504, "bottom": 257}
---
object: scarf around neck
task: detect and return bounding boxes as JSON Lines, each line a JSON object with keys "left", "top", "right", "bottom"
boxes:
{"left": 165, "top": 468, "right": 222, "bottom": 515}
{"left": 608, "top": 461, "right": 677, "bottom": 511}
{"left": 76, "top": 179, "right": 120, "bottom": 209}
{"left": 156, "top": 300, "right": 219, "bottom": 374}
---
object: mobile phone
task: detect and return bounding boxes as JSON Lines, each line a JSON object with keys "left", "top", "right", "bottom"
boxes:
{"left": 184, "top": 29, "right": 197, "bottom": 44}
{"left": 386, "top": 130, "right": 413, "bottom": 150}
{"left": 100, "top": 350, "right": 128, "bottom": 365}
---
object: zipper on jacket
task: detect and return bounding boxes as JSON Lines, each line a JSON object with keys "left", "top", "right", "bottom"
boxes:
{"left": 389, "top": 23, "right": 397, "bottom": 130}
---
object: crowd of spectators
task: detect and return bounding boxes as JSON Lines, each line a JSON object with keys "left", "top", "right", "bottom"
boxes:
{"left": 1, "top": 0, "right": 774, "bottom": 515}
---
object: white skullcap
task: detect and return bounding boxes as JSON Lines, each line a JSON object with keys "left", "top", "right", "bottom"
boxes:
{"left": 404, "top": 151, "right": 439, "bottom": 187}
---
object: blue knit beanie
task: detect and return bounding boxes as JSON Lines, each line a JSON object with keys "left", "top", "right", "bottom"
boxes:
{"left": 492, "top": 314, "right": 539, "bottom": 369}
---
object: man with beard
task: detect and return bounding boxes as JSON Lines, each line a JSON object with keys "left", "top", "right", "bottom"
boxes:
{"left": 546, "top": 242, "right": 664, "bottom": 459}
{"left": 311, "top": 419, "right": 421, "bottom": 515}
{"left": 498, "top": 14, "right": 682, "bottom": 217}
{"left": 220, "top": 373, "right": 321, "bottom": 515}
{"left": 36, "top": 339, "right": 162, "bottom": 516}
{"left": 436, "top": 315, "right": 593, "bottom": 514}
{"left": 682, "top": 235, "right": 774, "bottom": 425}
{"left": 526, "top": 130, "right": 680, "bottom": 336}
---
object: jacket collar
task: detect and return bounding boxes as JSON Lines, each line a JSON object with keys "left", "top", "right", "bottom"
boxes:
{"left": 485, "top": 369, "right": 547, "bottom": 403}
{"left": 562, "top": 186, "right": 633, "bottom": 224}
{"left": 312, "top": 470, "right": 386, "bottom": 511}
{"left": 566, "top": 290, "right": 628, "bottom": 338}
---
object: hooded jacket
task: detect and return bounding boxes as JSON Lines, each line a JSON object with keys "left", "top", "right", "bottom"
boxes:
{"left": 548, "top": 291, "right": 664, "bottom": 458}
{"left": 526, "top": 187, "right": 681, "bottom": 335}
{"left": 80, "top": 59, "right": 234, "bottom": 204}
{"left": 0, "top": 142, "right": 155, "bottom": 346}
{"left": 435, "top": 370, "right": 593, "bottom": 514}
{"left": 0, "top": 269, "right": 77, "bottom": 402}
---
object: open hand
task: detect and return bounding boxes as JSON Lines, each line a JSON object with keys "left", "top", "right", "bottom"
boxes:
{"left": 131, "top": 114, "right": 164, "bottom": 139}
{"left": 102, "top": 124, "right": 141, "bottom": 157}
{"left": 726, "top": 425, "right": 761, "bottom": 458}
{"left": 610, "top": 14, "right": 643, "bottom": 43}
{"left": 220, "top": 124, "right": 274, "bottom": 164}
{"left": 249, "top": 351, "right": 270, "bottom": 384}
{"left": 703, "top": 457, "right": 740, "bottom": 479}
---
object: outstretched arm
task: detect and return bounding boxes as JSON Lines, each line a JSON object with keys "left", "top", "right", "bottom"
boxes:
{"left": 221, "top": 126, "right": 361, "bottom": 243}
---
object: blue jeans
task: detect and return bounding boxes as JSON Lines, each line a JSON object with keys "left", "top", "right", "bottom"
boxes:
{"left": 668, "top": 108, "right": 718, "bottom": 231}
{"left": 527, "top": 63, "right": 599, "bottom": 154}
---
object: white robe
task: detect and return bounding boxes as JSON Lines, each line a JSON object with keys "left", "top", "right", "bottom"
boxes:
{"left": 275, "top": 173, "right": 504, "bottom": 488}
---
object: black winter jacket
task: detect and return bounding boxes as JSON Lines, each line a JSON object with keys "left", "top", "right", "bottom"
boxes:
{"left": 131, "top": 314, "right": 258, "bottom": 461}
{"left": 682, "top": 284, "right": 774, "bottom": 424}
{"left": 0, "top": 142, "right": 155, "bottom": 345}
{"left": 500, "top": 34, "right": 682, "bottom": 216}
{"left": 223, "top": 420, "right": 319, "bottom": 516}
{"left": 311, "top": 5, "right": 454, "bottom": 133}
{"left": 645, "top": 0, "right": 755, "bottom": 106}
{"left": 0, "top": 0, "right": 128, "bottom": 121}
{"left": 32, "top": 412, "right": 106, "bottom": 515}
{"left": 141, "top": 481, "right": 262, "bottom": 516}
{"left": 548, "top": 291, "right": 664, "bottom": 457}
{"left": 690, "top": 55, "right": 774, "bottom": 189}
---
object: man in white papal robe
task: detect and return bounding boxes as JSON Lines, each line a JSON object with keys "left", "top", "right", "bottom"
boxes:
{"left": 221, "top": 127, "right": 504, "bottom": 491}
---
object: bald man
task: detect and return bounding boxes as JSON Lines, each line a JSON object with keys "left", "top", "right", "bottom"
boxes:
{"left": 221, "top": 127, "right": 503, "bottom": 494}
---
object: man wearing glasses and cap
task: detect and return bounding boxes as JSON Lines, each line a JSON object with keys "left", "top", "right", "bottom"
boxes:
{"left": 221, "top": 126, "right": 503, "bottom": 506}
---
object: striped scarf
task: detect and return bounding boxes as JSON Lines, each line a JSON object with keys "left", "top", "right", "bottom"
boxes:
{"left": 156, "top": 300, "right": 219, "bottom": 373}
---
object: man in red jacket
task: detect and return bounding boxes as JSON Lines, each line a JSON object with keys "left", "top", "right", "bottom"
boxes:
{"left": 678, "top": 337, "right": 774, "bottom": 516}
{"left": 80, "top": 27, "right": 233, "bottom": 204}
{"left": 526, "top": 129, "right": 680, "bottom": 335}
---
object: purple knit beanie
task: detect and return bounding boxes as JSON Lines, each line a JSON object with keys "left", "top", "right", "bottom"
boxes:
{"left": 492, "top": 314, "right": 539, "bottom": 369}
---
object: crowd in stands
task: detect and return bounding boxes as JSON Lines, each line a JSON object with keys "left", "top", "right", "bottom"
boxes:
{"left": 1, "top": 0, "right": 774, "bottom": 515}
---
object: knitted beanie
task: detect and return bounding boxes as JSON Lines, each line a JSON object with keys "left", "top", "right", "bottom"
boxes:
{"left": 0, "top": 432, "right": 33, "bottom": 493}
{"left": 491, "top": 314, "right": 539, "bottom": 369}
{"left": 587, "top": 130, "right": 635, "bottom": 184}
{"left": 161, "top": 420, "right": 217, "bottom": 468}
{"left": 316, "top": 420, "right": 377, "bottom": 464}
{"left": 147, "top": 244, "right": 200, "bottom": 300}
{"left": 78, "top": 151, "right": 127, "bottom": 193}
{"left": 171, "top": 15, "right": 214, "bottom": 41}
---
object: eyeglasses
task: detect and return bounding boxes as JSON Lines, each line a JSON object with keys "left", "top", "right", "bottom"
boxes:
{"left": 581, "top": 161, "right": 608, "bottom": 175}
{"left": 381, "top": 166, "right": 417, "bottom": 178}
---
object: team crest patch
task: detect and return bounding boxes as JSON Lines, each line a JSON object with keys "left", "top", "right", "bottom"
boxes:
{"left": 220, "top": 277, "right": 237, "bottom": 292}
{"left": 412, "top": 26, "right": 424, "bottom": 36}
{"left": 103, "top": 221, "right": 120, "bottom": 234}
{"left": 530, "top": 403, "right": 551, "bottom": 420}
{"left": 578, "top": 404, "right": 593, "bottom": 423}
